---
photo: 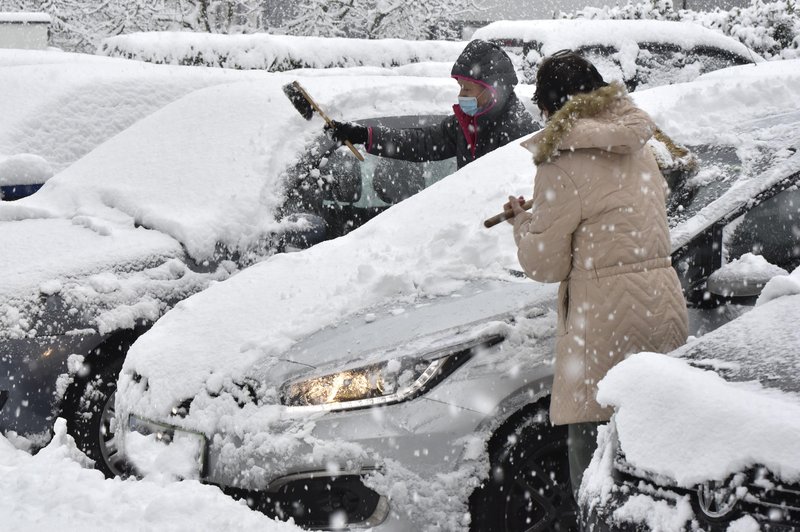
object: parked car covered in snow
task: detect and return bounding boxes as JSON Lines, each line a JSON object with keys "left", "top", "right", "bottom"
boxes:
{"left": 472, "top": 19, "right": 760, "bottom": 90}
{"left": 115, "top": 60, "right": 800, "bottom": 530}
{"left": 582, "top": 271, "right": 800, "bottom": 531}
{"left": 0, "top": 66, "right": 461, "bottom": 477}
{"left": 0, "top": 48, "right": 279, "bottom": 200}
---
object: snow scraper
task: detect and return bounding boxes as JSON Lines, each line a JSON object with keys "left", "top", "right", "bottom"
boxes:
{"left": 282, "top": 81, "right": 365, "bottom": 161}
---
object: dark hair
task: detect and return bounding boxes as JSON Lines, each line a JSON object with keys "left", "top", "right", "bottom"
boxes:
{"left": 533, "top": 50, "right": 608, "bottom": 115}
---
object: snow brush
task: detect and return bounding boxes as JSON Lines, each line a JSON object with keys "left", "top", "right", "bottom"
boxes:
{"left": 282, "top": 81, "right": 365, "bottom": 161}
{"left": 483, "top": 199, "right": 534, "bottom": 228}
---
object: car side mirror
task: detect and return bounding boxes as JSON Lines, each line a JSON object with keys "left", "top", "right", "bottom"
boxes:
{"left": 706, "top": 253, "right": 789, "bottom": 304}
{"left": 280, "top": 213, "right": 328, "bottom": 251}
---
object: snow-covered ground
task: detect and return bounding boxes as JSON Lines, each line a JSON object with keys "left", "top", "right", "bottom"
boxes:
{"left": 0, "top": 419, "right": 302, "bottom": 531}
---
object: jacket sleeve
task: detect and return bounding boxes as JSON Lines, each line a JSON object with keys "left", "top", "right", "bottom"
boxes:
{"left": 367, "top": 115, "right": 459, "bottom": 162}
{"left": 513, "top": 164, "right": 581, "bottom": 283}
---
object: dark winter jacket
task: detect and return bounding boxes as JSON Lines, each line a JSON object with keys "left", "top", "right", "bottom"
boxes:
{"left": 366, "top": 40, "right": 536, "bottom": 169}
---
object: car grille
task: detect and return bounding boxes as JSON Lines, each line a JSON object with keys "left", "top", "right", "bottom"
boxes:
{"left": 744, "top": 480, "right": 800, "bottom": 528}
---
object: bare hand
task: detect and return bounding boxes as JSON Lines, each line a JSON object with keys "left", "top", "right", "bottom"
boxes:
{"left": 503, "top": 195, "right": 526, "bottom": 224}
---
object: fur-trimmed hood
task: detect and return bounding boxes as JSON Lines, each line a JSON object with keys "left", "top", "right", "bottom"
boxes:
{"left": 523, "top": 81, "right": 652, "bottom": 165}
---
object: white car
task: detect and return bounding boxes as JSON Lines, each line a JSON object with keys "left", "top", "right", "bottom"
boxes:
{"left": 472, "top": 19, "right": 761, "bottom": 90}
{"left": 0, "top": 66, "right": 460, "bottom": 478}
{"left": 0, "top": 49, "right": 273, "bottom": 199}
{"left": 115, "top": 59, "right": 800, "bottom": 530}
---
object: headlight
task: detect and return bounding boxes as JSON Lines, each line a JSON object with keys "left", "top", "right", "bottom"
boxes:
{"left": 282, "top": 334, "right": 504, "bottom": 411}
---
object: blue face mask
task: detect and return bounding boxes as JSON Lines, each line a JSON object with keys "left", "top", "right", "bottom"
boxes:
{"left": 458, "top": 96, "right": 479, "bottom": 116}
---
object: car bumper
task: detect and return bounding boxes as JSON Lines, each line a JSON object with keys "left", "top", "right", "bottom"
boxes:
{"left": 123, "top": 393, "right": 489, "bottom": 529}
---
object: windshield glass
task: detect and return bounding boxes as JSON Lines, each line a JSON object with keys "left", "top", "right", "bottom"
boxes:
{"left": 667, "top": 110, "right": 800, "bottom": 230}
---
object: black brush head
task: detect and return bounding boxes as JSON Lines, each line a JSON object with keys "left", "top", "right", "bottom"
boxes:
{"left": 283, "top": 82, "right": 314, "bottom": 121}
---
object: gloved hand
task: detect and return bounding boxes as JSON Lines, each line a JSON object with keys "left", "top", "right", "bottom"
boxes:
{"left": 324, "top": 120, "right": 368, "bottom": 145}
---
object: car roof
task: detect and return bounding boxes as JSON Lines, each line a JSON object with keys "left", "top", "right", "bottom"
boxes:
{"left": 472, "top": 19, "right": 758, "bottom": 61}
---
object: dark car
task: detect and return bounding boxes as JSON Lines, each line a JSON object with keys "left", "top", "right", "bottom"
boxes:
{"left": 581, "top": 117, "right": 800, "bottom": 532}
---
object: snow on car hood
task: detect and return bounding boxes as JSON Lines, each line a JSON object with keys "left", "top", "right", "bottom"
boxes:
{"left": 120, "top": 60, "right": 800, "bottom": 420}
{"left": 0, "top": 74, "right": 456, "bottom": 261}
{"left": 595, "top": 291, "right": 800, "bottom": 487}
{"left": 117, "top": 135, "right": 538, "bottom": 420}
{"left": 0, "top": 217, "right": 233, "bottom": 339}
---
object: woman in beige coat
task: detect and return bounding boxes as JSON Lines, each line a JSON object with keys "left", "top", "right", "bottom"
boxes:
{"left": 506, "top": 51, "right": 688, "bottom": 500}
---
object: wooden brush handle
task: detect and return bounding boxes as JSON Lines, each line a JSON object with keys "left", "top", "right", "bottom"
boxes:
{"left": 483, "top": 199, "right": 535, "bottom": 228}
{"left": 291, "top": 82, "right": 365, "bottom": 161}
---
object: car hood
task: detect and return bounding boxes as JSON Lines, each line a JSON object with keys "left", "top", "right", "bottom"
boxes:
{"left": 252, "top": 278, "right": 557, "bottom": 381}
{"left": 595, "top": 290, "right": 800, "bottom": 487}
{"left": 116, "top": 136, "right": 539, "bottom": 423}
{"left": 0, "top": 217, "right": 185, "bottom": 338}
{"left": 674, "top": 290, "right": 800, "bottom": 395}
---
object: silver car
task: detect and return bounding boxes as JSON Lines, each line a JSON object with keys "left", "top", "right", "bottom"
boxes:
{"left": 117, "top": 62, "right": 800, "bottom": 531}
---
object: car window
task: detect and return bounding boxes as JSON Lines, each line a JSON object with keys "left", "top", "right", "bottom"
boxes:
{"left": 281, "top": 115, "right": 457, "bottom": 242}
{"left": 327, "top": 149, "right": 455, "bottom": 210}
{"left": 667, "top": 144, "right": 742, "bottom": 227}
{"left": 725, "top": 185, "right": 800, "bottom": 272}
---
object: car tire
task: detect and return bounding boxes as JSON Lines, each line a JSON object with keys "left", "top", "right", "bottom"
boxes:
{"left": 469, "top": 405, "right": 579, "bottom": 532}
{"left": 61, "top": 348, "right": 129, "bottom": 479}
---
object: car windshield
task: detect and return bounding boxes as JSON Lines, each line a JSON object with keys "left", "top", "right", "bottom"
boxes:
{"left": 282, "top": 115, "right": 457, "bottom": 241}
{"left": 666, "top": 110, "right": 800, "bottom": 229}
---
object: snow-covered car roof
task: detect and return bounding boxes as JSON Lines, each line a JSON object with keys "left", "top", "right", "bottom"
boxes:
{"left": 0, "top": 73, "right": 456, "bottom": 262}
{"left": 472, "top": 19, "right": 757, "bottom": 60}
{"left": 0, "top": 50, "right": 273, "bottom": 175}
{"left": 119, "top": 60, "right": 800, "bottom": 420}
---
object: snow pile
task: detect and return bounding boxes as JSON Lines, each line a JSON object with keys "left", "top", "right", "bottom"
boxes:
{"left": 597, "top": 350, "right": 800, "bottom": 486}
{"left": 100, "top": 31, "right": 466, "bottom": 71}
{"left": 0, "top": 50, "right": 270, "bottom": 174}
{"left": 0, "top": 12, "right": 50, "bottom": 23}
{"left": 0, "top": 419, "right": 301, "bottom": 531}
{"left": 708, "top": 252, "right": 788, "bottom": 296}
{"left": 758, "top": 262, "right": 800, "bottom": 305}
{"left": 0, "top": 73, "right": 455, "bottom": 263}
{"left": 0, "top": 153, "right": 52, "bottom": 186}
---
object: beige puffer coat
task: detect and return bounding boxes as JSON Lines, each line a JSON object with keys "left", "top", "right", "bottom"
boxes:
{"left": 513, "top": 82, "right": 688, "bottom": 425}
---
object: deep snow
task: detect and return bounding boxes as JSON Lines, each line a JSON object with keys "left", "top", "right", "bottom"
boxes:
{"left": 2, "top": 41, "right": 799, "bottom": 531}
{"left": 0, "top": 419, "right": 302, "bottom": 531}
